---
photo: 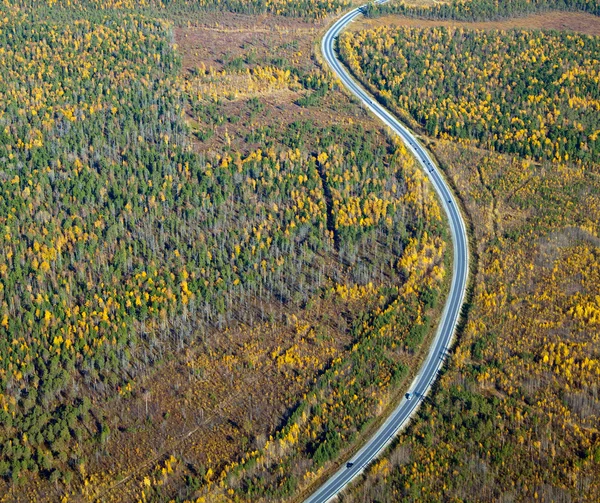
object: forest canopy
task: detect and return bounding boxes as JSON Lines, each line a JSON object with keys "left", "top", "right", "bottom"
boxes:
{"left": 367, "top": 0, "right": 600, "bottom": 20}
{"left": 0, "top": 1, "right": 448, "bottom": 497}
{"left": 339, "top": 26, "right": 600, "bottom": 164}
{"left": 10, "top": 0, "right": 350, "bottom": 19}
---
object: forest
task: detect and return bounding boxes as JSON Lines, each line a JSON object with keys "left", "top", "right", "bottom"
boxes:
{"left": 12, "top": 0, "right": 350, "bottom": 20}
{"left": 367, "top": 0, "right": 600, "bottom": 20}
{"left": 339, "top": 26, "right": 600, "bottom": 164}
{"left": 339, "top": 12, "right": 600, "bottom": 503}
{"left": 0, "top": 1, "right": 450, "bottom": 501}
{"left": 2, "top": 0, "right": 598, "bottom": 501}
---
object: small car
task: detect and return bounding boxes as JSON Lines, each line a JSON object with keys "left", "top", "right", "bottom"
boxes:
{"left": 346, "top": 462, "right": 354, "bottom": 469}
{"left": 405, "top": 392, "right": 413, "bottom": 401}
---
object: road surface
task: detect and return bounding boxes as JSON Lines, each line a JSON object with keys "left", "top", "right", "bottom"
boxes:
{"left": 304, "top": 3, "right": 470, "bottom": 502}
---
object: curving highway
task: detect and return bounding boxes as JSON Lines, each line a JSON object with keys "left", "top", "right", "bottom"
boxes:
{"left": 304, "top": 3, "right": 470, "bottom": 502}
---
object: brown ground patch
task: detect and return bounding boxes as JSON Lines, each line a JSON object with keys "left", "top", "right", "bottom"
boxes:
{"left": 350, "top": 11, "right": 600, "bottom": 36}
{"left": 184, "top": 90, "right": 362, "bottom": 156}
{"left": 85, "top": 293, "right": 358, "bottom": 503}
{"left": 174, "top": 18, "right": 320, "bottom": 73}
{"left": 171, "top": 10, "right": 322, "bottom": 33}
{"left": 175, "top": 17, "right": 378, "bottom": 156}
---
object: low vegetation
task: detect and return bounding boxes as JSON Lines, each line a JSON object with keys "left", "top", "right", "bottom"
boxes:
{"left": 344, "top": 138, "right": 600, "bottom": 503}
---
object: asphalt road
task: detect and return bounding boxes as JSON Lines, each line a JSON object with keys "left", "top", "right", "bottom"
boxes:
{"left": 304, "top": 4, "right": 470, "bottom": 502}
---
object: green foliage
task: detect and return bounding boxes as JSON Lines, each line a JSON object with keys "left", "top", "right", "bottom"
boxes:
{"left": 367, "top": 0, "right": 600, "bottom": 20}
{"left": 0, "top": 1, "right": 436, "bottom": 484}
{"left": 13, "top": 0, "right": 349, "bottom": 20}
{"left": 340, "top": 26, "right": 600, "bottom": 164}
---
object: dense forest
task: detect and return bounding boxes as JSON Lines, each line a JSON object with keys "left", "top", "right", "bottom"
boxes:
{"left": 367, "top": 0, "right": 600, "bottom": 20}
{"left": 339, "top": 16, "right": 600, "bottom": 503}
{"left": 339, "top": 26, "right": 600, "bottom": 164}
{"left": 13, "top": 0, "right": 350, "bottom": 19}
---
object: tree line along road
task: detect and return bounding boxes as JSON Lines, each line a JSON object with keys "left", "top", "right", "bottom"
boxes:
{"left": 304, "top": 2, "right": 470, "bottom": 502}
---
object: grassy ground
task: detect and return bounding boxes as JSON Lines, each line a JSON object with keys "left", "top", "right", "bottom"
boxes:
{"left": 351, "top": 10, "right": 600, "bottom": 35}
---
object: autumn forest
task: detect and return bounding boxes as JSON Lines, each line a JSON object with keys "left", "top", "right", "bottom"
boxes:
{"left": 0, "top": 0, "right": 598, "bottom": 502}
